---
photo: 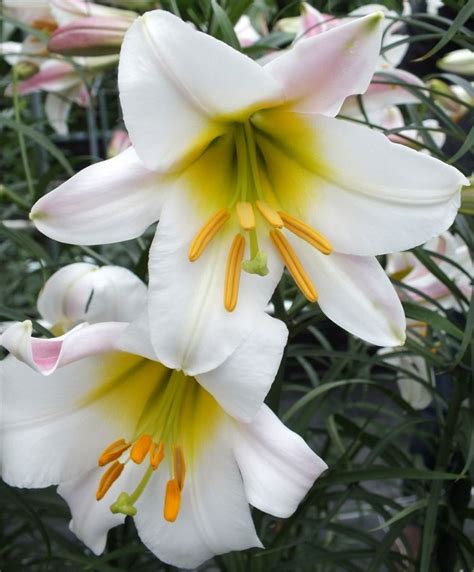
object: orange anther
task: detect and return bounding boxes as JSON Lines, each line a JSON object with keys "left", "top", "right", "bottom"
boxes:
{"left": 96, "top": 461, "right": 124, "bottom": 501}
{"left": 130, "top": 434, "right": 152, "bottom": 464}
{"left": 164, "top": 479, "right": 181, "bottom": 522}
{"left": 150, "top": 441, "right": 165, "bottom": 470}
{"left": 98, "top": 438, "right": 130, "bottom": 467}
{"left": 173, "top": 446, "right": 186, "bottom": 490}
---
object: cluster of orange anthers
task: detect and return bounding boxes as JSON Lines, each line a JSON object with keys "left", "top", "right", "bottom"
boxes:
{"left": 96, "top": 435, "right": 186, "bottom": 522}
{"left": 188, "top": 200, "right": 333, "bottom": 310}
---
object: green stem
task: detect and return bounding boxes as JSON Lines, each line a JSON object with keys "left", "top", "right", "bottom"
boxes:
{"left": 12, "top": 69, "right": 35, "bottom": 202}
{"left": 419, "top": 376, "right": 463, "bottom": 570}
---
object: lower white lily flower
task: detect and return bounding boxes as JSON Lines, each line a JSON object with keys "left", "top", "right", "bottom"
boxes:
{"left": 37, "top": 262, "right": 147, "bottom": 332}
{"left": 31, "top": 10, "right": 468, "bottom": 375}
{"left": 0, "top": 310, "right": 325, "bottom": 568}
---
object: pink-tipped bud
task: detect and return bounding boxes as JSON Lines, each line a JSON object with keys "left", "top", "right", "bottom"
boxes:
{"left": 107, "top": 129, "right": 131, "bottom": 158}
{"left": 48, "top": 16, "right": 130, "bottom": 56}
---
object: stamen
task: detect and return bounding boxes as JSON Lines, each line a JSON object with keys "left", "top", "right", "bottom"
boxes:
{"left": 279, "top": 212, "right": 332, "bottom": 255}
{"left": 173, "top": 446, "right": 186, "bottom": 490}
{"left": 189, "top": 208, "right": 230, "bottom": 262}
{"left": 150, "top": 441, "right": 165, "bottom": 470}
{"left": 256, "top": 201, "right": 283, "bottom": 228}
{"left": 224, "top": 234, "right": 245, "bottom": 312}
{"left": 96, "top": 460, "right": 124, "bottom": 501}
{"left": 236, "top": 201, "right": 256, "bottom": 230}
{"left": 130, "top": 434, "right": 152, "bottom": 464}
{"left": 270, "top": 230, "right": 318, "bottom": 303}
{"left": 98, "top": 438, "right": 130, "bottom": 467}
{"left": 164, "top": 479, "right": 181, "bottom": 522}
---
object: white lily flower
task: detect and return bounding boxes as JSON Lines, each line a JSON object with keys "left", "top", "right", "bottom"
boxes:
{"left": 0, "top": 306, "right": 325, "bottom": 567}
{"left": 37, "top": 262, "right": 147, "bottom": 331}
{"left": 386, "top": 231, "right": 473, "bottom": 309}
{"left": 31, "top": 10, "right": 467, "bottom": 374}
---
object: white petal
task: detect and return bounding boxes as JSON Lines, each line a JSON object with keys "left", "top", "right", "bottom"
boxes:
{"left": 290, "top": 240, "right": 407, "bottom": 346}
{"left": 196, "top": 313, "right": 288, "bottom": 422}
{"left": 119, "top": 9, "right": 282, "bottom": 172}
{"left": 255, "top": 111, "right": 467, "bottom": 256}
{"left": 264, "top": 13, "right": 384, "bottom": 115}
{"left": 85, "top": 266, "right": 147, "bottom": 324}
{"left": 147, "top": 188, "right": 283, "bottom": 375}
{"left": 37, "top": 262, "right": 96, "bottom": 326}
{"left": 135, "top": 427, "right": 261, "bottom": 568}
{"left": 31, "top": 147, "right": 166, "bottom": 245}
{"left": 45, "top": 91, "right": 72, "bottom": 135}
{"left": 233, "top": 405, "right": 327, "bottom": 518}
{"left": 0, "top": 320, "right": 127, "bottom": 374}
{"left": 74, "top": 266, "right": 147, "bottom": 325}
{"left": 341, "top": 69, "right": 425, "bottom": 117}
{"left": 38, "top": 263, "right": 147, "bottom": 329}
{"left": 58, "top": 463, "right": 145, "bottom": 555}
{"left": 304, "top": 115, "right": 466, "bottom": 254}
{"left": 1, "top": 352, "right": 137, "bottom": 487}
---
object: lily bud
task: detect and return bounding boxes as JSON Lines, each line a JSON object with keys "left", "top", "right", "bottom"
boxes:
{"left": 437, "top": 49, "right": 474, "bottom": 76}
{"left": 13, "top": 61, "right": 40, "bottom": 80}
{"left": 107, "top": 129, "right": 131, "bottom": 158}
{"left": 48, "top": 16, "right": 131, "bottom": 56}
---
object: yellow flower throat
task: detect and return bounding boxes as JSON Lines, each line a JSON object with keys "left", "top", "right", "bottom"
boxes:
{"left": 88, "top": 353, "right": 223, "bottom": 522}
{"left": 187, "top": 120, "right": 332, "bottom": 311}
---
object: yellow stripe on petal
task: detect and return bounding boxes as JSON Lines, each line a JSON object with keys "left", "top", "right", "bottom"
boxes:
{"left": 188, "top": 208, "right": 230, "bottom": 262}
{"left": 224, "top": 234, "right": 245, "bottom": 312}
{"left": 270, "top": 230, "right": 318, "bottom": 303}
{"left": 279, "top": 211, "right": 332, "bottom": 255}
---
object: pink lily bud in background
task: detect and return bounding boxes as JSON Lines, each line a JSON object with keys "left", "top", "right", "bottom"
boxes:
{"left": 48, "top": 16, "right": 132, "bottom": 56}
{"left": 107, "top": 129, "right": 131, "bottom": 158}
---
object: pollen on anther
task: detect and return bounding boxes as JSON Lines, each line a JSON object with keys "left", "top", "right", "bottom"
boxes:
{"left": 96, "top": 460, "right": 124, "bottom": 501}
{"left": 150, "top": 441, "right": 165, "bottom": 470}
{"left": 98, "top": 438, "right": 130, "bottom": 467}
{"left": 130, "top": 434, "right": 153, "bottom": 464}
{"left": 173, "top": 446, "right": 186, "bottom": 490}
{"left": 270, "top": 229, "right": 318, "bottom": 303}
{"left": 256, "top": 201, "right": 283, "bottom": 228}
{"left": 279, "top": 211, "right": 332, "bottom": 255}
{"left": 164, "top": 478, "right": 181, "bottom": 522}
{"left": 236, "top": 201, "right": 256, "bottom": 230}
{"left": 189, "top": 208, "right": 230, "bottom": 262}
{"left": 224, "top": 233, "right": 245, "bottom": 312}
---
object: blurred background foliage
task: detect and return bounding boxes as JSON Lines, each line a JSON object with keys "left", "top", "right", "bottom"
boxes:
{"left": 0, "top": 0, "right": 473, "bottom": 570}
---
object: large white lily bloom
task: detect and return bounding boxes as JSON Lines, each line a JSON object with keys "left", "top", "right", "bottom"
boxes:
{"left": 37, "top": 262, "right": 147, "bottom": 331}
{"left": 0, "top": 307, "right": 325, "bottom": 567}
{"left": 31, "top": 10, "right": 467, "bottom": 374}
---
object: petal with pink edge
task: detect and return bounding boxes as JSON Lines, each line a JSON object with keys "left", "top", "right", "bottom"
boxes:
{"left": 31, "top": 147, "right": 166, "bottom": 245}
{"left": 264, "top": 13, "right": 384, "bottom": 115}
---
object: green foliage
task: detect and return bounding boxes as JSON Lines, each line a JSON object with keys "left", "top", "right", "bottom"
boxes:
{"left": 1, "top": 0, "right": 473, "bottom": 571}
